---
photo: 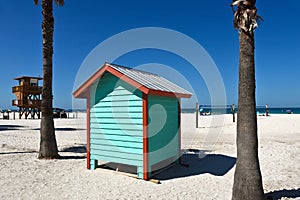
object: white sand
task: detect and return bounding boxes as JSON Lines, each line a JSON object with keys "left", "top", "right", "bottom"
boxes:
{"left": 0, "top": 113, "right": 299, "bottom": 199}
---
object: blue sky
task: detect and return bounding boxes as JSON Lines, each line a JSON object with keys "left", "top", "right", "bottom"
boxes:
{"left": 0, "top": 0, "right": 299, "bottom": 109}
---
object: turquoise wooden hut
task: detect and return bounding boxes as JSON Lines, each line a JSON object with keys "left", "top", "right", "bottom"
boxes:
{"left": 73, "top": 63, "right": 192, "bottom": 180}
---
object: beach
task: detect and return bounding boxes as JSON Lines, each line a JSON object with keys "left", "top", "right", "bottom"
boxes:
{"left": 0, "top": 113, "right": 299, "bottom": 199}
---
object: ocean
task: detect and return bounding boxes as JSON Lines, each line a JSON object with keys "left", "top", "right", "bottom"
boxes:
{"left": 2, "top": 107, "right": 300, "bottom": 115}
{"left": 182, "top": 107, "right": 300, "bottom": 114}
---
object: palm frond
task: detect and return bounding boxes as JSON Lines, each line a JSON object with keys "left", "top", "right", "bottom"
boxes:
{"left": 34, "top": 0, "right": 64, "bottom": 6}
{"left": 54, "top": 0, "right": 64, "bottom": 6}
{"left": 231, "top": 0, "right": 260, "bottom": 35}
{"left": 256, "top": 15, "right": 264, "bottom": 23}
{"left": 231, "top": 0, "right": 245, "bottom": 6}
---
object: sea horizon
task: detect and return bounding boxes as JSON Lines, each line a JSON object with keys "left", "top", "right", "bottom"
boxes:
{"left": 1, "top": 106, "right": 300, "bottom": 115}
{"left": 182, "top": 106, "right": 300, "bottom": 114}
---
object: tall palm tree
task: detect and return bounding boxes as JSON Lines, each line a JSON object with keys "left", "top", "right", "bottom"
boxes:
{"left": 34, "top": 0, "right": 64, "bottom": 159}
{"left": 231, "top": 0, "right": 264, "bottom": 199}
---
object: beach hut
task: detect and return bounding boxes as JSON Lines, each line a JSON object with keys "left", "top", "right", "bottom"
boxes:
{"left": 73, "top": 63, "right": 192, "bottom": 180}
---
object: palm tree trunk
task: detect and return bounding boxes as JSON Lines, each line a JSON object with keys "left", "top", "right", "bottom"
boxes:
{"left": 38, "top": 0, "right": 59, "bottom": 159}
{"left": 232, "top": 30, "right": 264, "bottom": 199}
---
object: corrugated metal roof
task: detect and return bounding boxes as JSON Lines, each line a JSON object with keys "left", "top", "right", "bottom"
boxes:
{"left": 107, "top": 63, "right": 192, "bottom": 96}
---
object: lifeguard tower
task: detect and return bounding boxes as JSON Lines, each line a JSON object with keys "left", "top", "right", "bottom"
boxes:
{"left": 12, "top": 76, "right": 42, "bottom": 119}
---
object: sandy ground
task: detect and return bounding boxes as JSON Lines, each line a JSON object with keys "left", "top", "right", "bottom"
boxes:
{"left": 0, "top": 113, "right": 299, "bottom": 199}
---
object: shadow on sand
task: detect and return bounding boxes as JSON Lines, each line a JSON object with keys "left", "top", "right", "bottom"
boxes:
{"left": 59, "top": 155, "right": 86, "bottom": 159}
{"left": 0, "top": 125, "right": 25, "bottom": 131}
{"left": 0, "top": 143, "right": 86, "bottom": 160}
{"left": 55, "top": 128, "right": 85, "bottom": 131}
{"left": 265, "top": 188, "right": 300, "bottom": 200}
{"left": 96, "top": 150, "right": 236, "bottom": 181}
{"left": 31, "top": 127, "right": 85, "bottom": 131}
{"left": 58, "top": 145, "right": 86, "bottom": 160}
{"left": 60, "top": 145, "right": 86, "bottom": 153}
{"left": 153, "top": 152, "right": 236, "bottom": 180}
{"left": 0, "top": 150, "right": 37, "bottom": 155}
{"left": 0, "top": 149, "right": 85, "bottom": 160}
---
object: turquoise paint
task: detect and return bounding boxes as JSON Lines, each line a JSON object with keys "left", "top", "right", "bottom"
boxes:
{"left": 93, "top": 72, "right": 142, "bottom": 103}
{"left": 91, "top": 155, "right": 143, "bottom": 167}
{"left": 147, "top": 95, "right": 179, "bottom": 167}
{"left": 90, "top": 159, "right": 98, "bottom": 170}
{"left": 90, "top": 123, "right": 142, "bottom": 131}
{"left": 90, "top": 131, "right": 142, "bottom": 142}
{"left": 91, "top": 106, "right": 142, "bottom": 113}
{"left": 137, "top": 166, "right": 143, "bottom": 179}
{"left": 90, "top": 128, "right": 142, "bottom": 137}
{"left": 90, "top": 148, "right": 143, "bottom": 161}
{"left": 90, "top": 117, "right": 142, "bottom": 125}
{"left": 90, "top": 138, "right": 143, "bottom": 149}
{"left": 90, "top": 72, "right": 143, "bottom": 172}
{"left": 88, "top": 71, "right": 181, "bottom": 179}
{"left": 90, "top": 112, "right": 142, "bottom": 118}
{"left": 89, "top": 143, "right": 142, "bottom": 154}
{"left": 92, "top": 100, "right": 142, "bottom": 108}
{"left": 98, "top": 95, "right": 141, "bottom": 102}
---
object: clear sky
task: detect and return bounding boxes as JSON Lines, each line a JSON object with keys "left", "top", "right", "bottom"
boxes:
{"left": 1, "top": 0, "right": 299, "bottom": 109}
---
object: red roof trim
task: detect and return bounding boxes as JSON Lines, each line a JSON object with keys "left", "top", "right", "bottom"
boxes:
{"left": 73, "top": 64, "right": 109, "bottom": 98}
{"left": 73, "top": 63, "right": 192, "bottom": 99}
{"left": 106, "top": 67, "right": 150, "bottom": 94}
{"left": 148, "top": 89, "right": 192, "bottom": 99}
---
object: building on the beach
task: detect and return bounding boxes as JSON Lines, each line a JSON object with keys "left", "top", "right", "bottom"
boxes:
{"left": 73, "top": 63, "right": 192, "bottom": 180}
{"left": 12, "top": 76, "right": 42, "bottom": 119}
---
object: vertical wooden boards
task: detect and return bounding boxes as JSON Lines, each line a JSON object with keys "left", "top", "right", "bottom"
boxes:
{"left": 142, "top": 93, "right": 149, "bottom": 180}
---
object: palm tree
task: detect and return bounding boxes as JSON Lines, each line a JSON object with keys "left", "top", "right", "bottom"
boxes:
{"left": 231, "top": 0, "right": 264, "bottom": 199}
{"left": 34, "top": 0, "right": 64, "bottom": 159}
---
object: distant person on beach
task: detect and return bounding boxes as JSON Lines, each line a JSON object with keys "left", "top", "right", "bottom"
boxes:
{"left": 231, "top": 104, "right": 235, "bottom": 122}
{"left": 266, "top": 104, "right": 269, "bottom": 116}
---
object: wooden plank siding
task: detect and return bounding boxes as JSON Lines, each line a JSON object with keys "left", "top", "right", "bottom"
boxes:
{"left": 73, "top": 64, "right": 192, "bottom": 180}
{"left": 147, "top": 95, "right": 179, "bottom": 171}
{"left": 89, "top": 72, "right": 144, "bottom": 178}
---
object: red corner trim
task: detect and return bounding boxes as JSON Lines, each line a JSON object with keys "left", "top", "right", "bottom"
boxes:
{"left": 177, "top": 98, "right": 182, "bottom": 162}
{"left": 86, "top": 89, "right": 91, "bottom": 169}
{"left": 142, "top": 93, "right": 149, "bottom": 180}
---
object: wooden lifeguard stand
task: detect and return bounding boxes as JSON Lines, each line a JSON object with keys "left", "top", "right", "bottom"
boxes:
{"left": 12, "top": 76, "right": 42, "bottom": 119}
